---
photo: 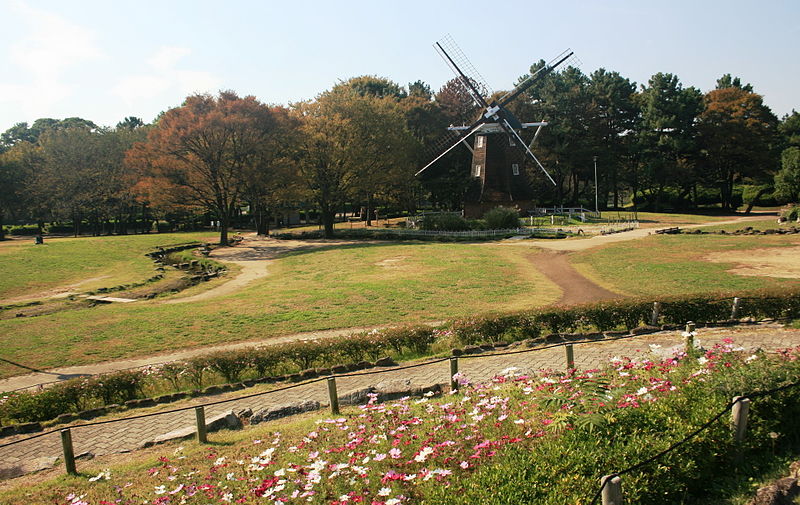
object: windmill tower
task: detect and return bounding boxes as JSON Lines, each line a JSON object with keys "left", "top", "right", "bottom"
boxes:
{"left": 417, "top": 36, "right": 575, "bottom": 218}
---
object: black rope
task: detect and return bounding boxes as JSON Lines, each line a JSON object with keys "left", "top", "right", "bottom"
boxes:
{"left": 0, "top": 358, "right": 454, "bottom": 449}
{"left": 588, "top": 381, "right": 800, "bottom": 504}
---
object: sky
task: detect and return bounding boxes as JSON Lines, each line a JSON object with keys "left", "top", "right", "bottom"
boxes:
{"left": 1, "top": 0, "right": 798, "bottom": 132}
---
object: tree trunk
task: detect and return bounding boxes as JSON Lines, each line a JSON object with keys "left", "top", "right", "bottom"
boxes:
{"left": 366, "top": 194, "right": 373, "bottom": 226}
{"left": 322, "top": 210, "right": 335, "bottom": 238}
{"left": 744, "top": 187, "right": 770, "bottom": 215}
{"left": 0, "top": 211, "right": 5, "bottom": 241}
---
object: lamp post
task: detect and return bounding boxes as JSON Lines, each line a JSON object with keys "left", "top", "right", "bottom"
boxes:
{"left": 593, "top": 155, "right": 599, "bottom": 216}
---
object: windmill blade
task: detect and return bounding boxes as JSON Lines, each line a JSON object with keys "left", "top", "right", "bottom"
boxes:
{"left": 415, "top": 121, "right": 486, "bottom": 177}
{"left": 498, "top": 49, "right": 576, "bottom": 108}
{"left": 435, "top": 35, "right": 492, "bottom": 109}
{"left": 499, "top": 118, "right": 556, "bottom": 186}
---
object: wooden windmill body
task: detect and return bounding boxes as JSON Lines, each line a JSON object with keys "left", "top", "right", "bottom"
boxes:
{"left": 417, "top": 36, "right": 574, "bottom": 218}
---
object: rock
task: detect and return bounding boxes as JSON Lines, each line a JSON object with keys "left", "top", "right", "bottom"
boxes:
{"left": 493, "top": 342, "right": 510, "bottom": 348}
{"left": 76, "top": 451, "right": 95, "bottom": 460}
{"left": 0, "top": 425, "right": 16, "bottom": 437}
{"left": 451, "top": 348, "right": 464, "bottom": 357}
{"left": 749, "top": 478, "right": 799, "bottom": 505}
{"left": 287, "top": 373, "right": 302, "bottom": 382}
{"left": 299, "top": 369, "right": 318, "bottom": 380}
{"left": 15, "top": 422, "right": 42, "bottom": 434}
{"left": 237, "top": 408, "right": 253, "bottom": 418}
{"left": 201, "top": 385, "right": 224, "bottom": 395}
{"left": 462, "top": 345, "right": 482, "bottom": 354}
{"left": 141, "top": 410, "right": 242, "bottom": 448}
{"left": 0, "top": 456, "right": 59, "bottom": 479}
{"left": 630, "top": 325, "right": 658, "bottom": 335}
{"left": 374, "top": 356, "right": 397, "bottom": 367}
{"left": 478, "top": 343, "right": 495, "bottom": 351}
{"left": 250, "top": 401, "right": 320, "bottom": 425}
{"left": 54, "top": 413, "right": 79, "bottom": 424}
{"left": 356, "top": 361, "right": 374, "bottom": 369}
{"left": 315, "top": 367, "right": 332, "bottom": 376}
{"left": 125, "top": 398, "right": 156, "bottom": 408}
{"left": 331, "top": 364, "right": 348, "bottom": 374}
{"left": 544, "top": 334, "right": 564, "bottom": 343}
{"left": 339, "top": 386, "right": 376, "bottom": 406}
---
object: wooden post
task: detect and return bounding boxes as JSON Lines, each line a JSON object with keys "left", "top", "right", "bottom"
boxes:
{"left": 651, "top": 302, "right": 661, "bottom": 326}
{"left": 565, "top": 344, "right": 575, "bottom": 370}
{"left": 60, "top": 428, "right": 77, "bottom": 475}
{"left": 732, "top": 396, "right": 751, "bottom": 443}
{"left": 327, "top": 377, "right": 340, "bottom": 415}
{"left": 731, "top": 297, "right": 742, "bottom": 320}
{"left": 450, "top": 357, "right": 459, "bottom": 392}
{"left": 600, "top": 474, "right": 623, "bottom": 505}
{"left": 684, "top": 321, "right": 695, "bottom": 350}
{"left": 195, "top": 406, "right": 207, "bottom": 443}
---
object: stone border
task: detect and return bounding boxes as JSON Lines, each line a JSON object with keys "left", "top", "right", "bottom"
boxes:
{"left": 0, "top": 356, "right": 398, "bottom": 439}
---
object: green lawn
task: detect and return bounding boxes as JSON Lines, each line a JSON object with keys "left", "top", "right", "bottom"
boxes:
{"left": 571, "top": 233, "right": 800, "bottom": 297}
{"left": 0, "top": 242, "right": 559, "bottom": 377}
{"left": 0, "top": 232, "right": 216, "bottom": 301}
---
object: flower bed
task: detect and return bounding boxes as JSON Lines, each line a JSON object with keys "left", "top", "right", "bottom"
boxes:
{"left": 26, "top": 340, "right": 800, "bottom": 504}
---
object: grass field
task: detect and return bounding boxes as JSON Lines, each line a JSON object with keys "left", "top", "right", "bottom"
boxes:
{"left": 570, "top": 233, "right": 800, "bottom": 297}
{"left": 0, "top": 242, "right": 560, "bottom": 378}
{"left": 0, "top": 232, "right": 216, "bottom": 301}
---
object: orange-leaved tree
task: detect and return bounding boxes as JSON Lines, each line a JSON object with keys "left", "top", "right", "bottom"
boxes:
{"left": 126, "top": 91, "right": 281, "bottom": 244}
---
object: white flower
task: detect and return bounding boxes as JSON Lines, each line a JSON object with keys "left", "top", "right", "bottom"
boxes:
{"left": 386, "top": 499, "right": 402, "bottom": 505}
{"left": 88, "top": 469, "right": 111, "bottom": 481}
{"left": 697, "top": 357, "right": 708, "bottom": 365}
{"left": 745, "top": 354, "right": 758, "bottom": 362}
{"left": 154, "top": 485, "right": 166, "bottom": 495}
{"left": 214, "top": 456, "right": 226, "bottom": 466}
{"left": 378, "top": 487, "right": 392, "bottom": 497}
{"left": 636, "top": 387, "right": 648, "bottom": 396}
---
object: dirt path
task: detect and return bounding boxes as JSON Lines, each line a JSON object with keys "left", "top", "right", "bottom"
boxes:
{"left": 528, "top": 251, "right": 621, "bottom": 305}
{"left": 0, "top": 275, "right": 110, "bottom": 305}
{"left": 164, "top": 236, "right": 375, "bottom": 304}
{"left": 523, "top": 214, "right": 772, "bottom": 252}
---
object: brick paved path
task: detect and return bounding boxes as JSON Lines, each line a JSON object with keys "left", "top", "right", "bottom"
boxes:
{"left": 2, "top": 325, "right": 799, "bottom": 479}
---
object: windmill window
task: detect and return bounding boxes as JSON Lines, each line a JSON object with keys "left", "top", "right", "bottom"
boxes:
{"left": 512, "top": 163, "right": 520, "bottom": 175}
{"left": 476, "top": 136, "right": 485, "bottom": 148}
{"left": 474, "top": 164, "right": 482, "bottom": 177}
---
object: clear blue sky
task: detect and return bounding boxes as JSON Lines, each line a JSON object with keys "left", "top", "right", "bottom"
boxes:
{"left": 1, "top": 0, "right": 798, "bottom": 132}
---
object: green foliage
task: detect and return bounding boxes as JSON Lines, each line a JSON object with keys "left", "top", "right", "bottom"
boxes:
{"left": 205, "top": 350, "right": 253, "bottom": 383}
{"left": 775, "top": 147, "right": 800, "bottom": 203}
{"left": 420, "top": 213, "right": 470, "bottom": 231}
{"left": 483, "top": 206, "right": 520, "bottom": 230}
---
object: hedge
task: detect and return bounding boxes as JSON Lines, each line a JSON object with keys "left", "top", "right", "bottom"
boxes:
{"left": 1, "top": 287, "right": 798, "bottom": 425}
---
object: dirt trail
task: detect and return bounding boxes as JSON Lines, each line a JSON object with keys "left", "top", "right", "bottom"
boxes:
{"left": 528, "top": 251, "right": 621, "bottom": 305}
{"left": 164, "top": 236, "right": 372, "bottom": 304}
{"left": 0, "top": 275, "right": 109, "bottom": 305}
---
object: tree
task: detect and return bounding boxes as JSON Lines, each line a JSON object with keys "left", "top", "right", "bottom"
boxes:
{"left": 779, "top": 110, "right": 800, "bottom": 149}
{"left": 238, "top": 106, "right": 300, "bottom": 236}
{"left": 698, "top": 87, "right": 778, "bottom": 210}
{"left": 116, "top": 116, "right": 145, "bottom": 130}
{"left": 636, "top": 73, "right": 703, "bottom": 210}
{"left": 295, "top": 86, "right": 419, "bottom": 236}
{"left": 716, "top": 74, "right": 754, "bottom": 92}
{"left": 774, "top": 147, "right": 800, "bottom": 203}
{"left": 587, "top": 69, "right": 639, "bottom": 208}
{"left": 127, "top": 91, "right": 281, "bottom": 244}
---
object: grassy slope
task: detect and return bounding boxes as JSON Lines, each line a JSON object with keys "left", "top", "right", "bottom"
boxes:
{"left": 570, "top": 233, "right": 800, "bottom": 297}
{"left": 0, "top": 242, "right": 559, "bottom": 377}
{"left": 0, "top": 232, "right": 216, "bottom": 300}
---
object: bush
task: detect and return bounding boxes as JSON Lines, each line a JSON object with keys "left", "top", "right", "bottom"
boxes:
{"left": 205, "top": 350, "right": 252, "bottom": 383}
{"left": 420, "top": 213, "right": 470, "bottom": 231}
{"left": 484, "top": 206, "right": 520, "bottom": 230}
{"left": 7, "top": 224, "right": 40, "bottom": 236}
{"left": 86, "top": 370, "right": 146, "bottom": 404}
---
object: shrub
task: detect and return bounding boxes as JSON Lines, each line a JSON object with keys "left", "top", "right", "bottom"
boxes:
{"left": 205, "top": 350, "right": 252, "bottom": 383}
{"left": 252, "top": 347, "right": 283, "bottom": 377}
{"left": 86, "top": 370, "right": 146, "bottom": 405}
{"left": 484, "top": 206, "right": 520, "bottom": 230}
{"left": 420, "top": 213, "right": 470, "bottom": 231}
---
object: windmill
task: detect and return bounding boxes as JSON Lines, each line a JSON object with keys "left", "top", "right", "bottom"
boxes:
{"left": 417, "top": 35, "right": 575, "bottom": 218}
